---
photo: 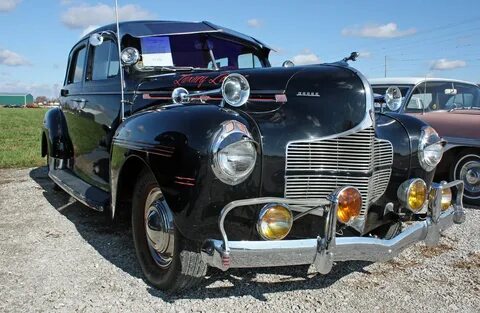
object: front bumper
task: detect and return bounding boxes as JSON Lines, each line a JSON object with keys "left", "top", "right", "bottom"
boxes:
{"left": 201, "top": 181, "right": 466, "bottom": 273}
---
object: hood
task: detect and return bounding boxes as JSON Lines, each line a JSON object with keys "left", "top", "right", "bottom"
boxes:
{"left": 136, "top": 65, "right": 372, "bottom": 197}
{"left": 409, "top": 111, "right": 480, "bottom": 139}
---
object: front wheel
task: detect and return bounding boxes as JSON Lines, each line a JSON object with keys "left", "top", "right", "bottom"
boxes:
{"left": 131, "top": 169, "right": 207, "bottom": 293}
{"left": 450, "top": 149, "right": 480, "bottom": 207}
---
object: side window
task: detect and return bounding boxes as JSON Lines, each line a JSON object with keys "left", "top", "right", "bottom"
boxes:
{"left": 208, "top": 57, "right": 228, "bottom": 69}
{"left": 451, "top": 83, "right": 480, "bottom": 108}
{"left": 238, "top": 53, "right": 262, "bottom": 69}
{"left": 88, "top": 40, "right": 119, "bottom": 81}
{"left": 68, "top": 46, "right": 86, "bottom": 84}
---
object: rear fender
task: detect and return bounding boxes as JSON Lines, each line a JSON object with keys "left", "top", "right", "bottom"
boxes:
{"left": 42, "top": 108, "right": 73, "bottom": 159}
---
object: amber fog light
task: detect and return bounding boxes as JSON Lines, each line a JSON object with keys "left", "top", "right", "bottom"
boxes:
{"left": 337, "top": 187, "right": 362, "bottom": 224}
{"left": 398, "top": 179, "right": 427, "bottom": 212}
{"left": 257, "top": 204, "right": 293, "bottom": 240}
{"left": 430, "top": 187, "right": 452, "bottom": 211}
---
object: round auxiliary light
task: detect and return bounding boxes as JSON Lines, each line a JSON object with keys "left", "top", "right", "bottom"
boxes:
{"left": 430, "top": 186, "right": 452, "bottom": 211}
{"left": 257, "top": 204, "right": 293, "bottom": 240}
{"left": 221, "top": 73, "right": 250, "bottom": 107}
{"left": 440, "top": 187, "right": 453, "bottom": 211}
{"left": 121, "top": 47, "right": 140, "bottom": 65}
{"left": 336, "top": 187, "right": 363, "bottom": 224}
{"left": 384, "top": 86, "right": 403, "bottom": 111}
{"left": 398, "top": 179, "right": 427, "bottom": 212}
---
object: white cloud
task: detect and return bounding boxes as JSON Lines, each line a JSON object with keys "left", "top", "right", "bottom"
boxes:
{"left": 342, "top": 23, "right": 416, "bottom": 38}
{"left": 81, "top": 25, "right": 100, "bottom": 37}
{"left": 61, "top": 3, "right": 153, "bottom": 29}
{"left": 0, "top": 48, "right": 30, "bottom": 66}
{"left": 292, "top": 49, "right": 320, "bottom": 65}
{"left": 358, "top": 51, "right": 371, "bottom": 58}
{"left": 430, "top": 59, "right": 466, "bottom": 70}
{"left": 0, "top": 0, "right": 21, "bottom": 12}
{"left": 247, "top": 19, "right": 263, "bottom": 28}
{"left": 0, "top": 81, "right": 61, "bottom": 98}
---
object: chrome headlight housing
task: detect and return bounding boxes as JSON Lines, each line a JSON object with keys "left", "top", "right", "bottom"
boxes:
{"left": 418, "top": 126, "right": 444, "bottom": 171}
{"left": 212, "top": 120, "right": 257, "bottom": 185}
{"left": 221, "top": 74, "right": 250, "bottom": 107}
{"left": 121, "top": 47, "right": 140, "bottom": 65}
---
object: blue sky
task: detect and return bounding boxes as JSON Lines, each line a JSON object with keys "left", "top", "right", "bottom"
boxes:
{"left": 0, "top": 0, "right": 479, "bottom": 98}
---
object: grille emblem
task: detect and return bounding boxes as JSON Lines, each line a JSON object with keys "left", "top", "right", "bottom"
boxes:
{"left": 297, "top": 91, "right": 320, "bottom": 97}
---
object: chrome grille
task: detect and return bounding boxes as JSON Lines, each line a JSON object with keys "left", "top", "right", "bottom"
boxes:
{"left": 285, "top": 127, "right": 393, "bottom": 215}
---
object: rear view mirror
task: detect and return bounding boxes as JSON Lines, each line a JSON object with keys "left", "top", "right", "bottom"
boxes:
{"left": 385, "top": 86, "right": 403, "bottom": 111}
{"left": 445, "top": 88, "right": 457, "bottom": 95}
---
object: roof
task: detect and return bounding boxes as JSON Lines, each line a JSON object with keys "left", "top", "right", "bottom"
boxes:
{"left": 369, "top": 77, "right": 478, "bottom": 86}
{"left": 81, "top": 20, "right": 272, "bottom": 51}
{"left": 0, "top": 92, "right": 32, "bottom": 97}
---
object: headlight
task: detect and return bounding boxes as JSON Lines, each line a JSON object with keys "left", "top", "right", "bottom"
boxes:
{"left": 336, "top": 187, "right": 362, "bottom": 224}
{"left": 257, "top": 204, "right": 293, "bottom": 240}
{"left": 221, "top": 74, "right": 250, "bottom": 107}
{"left": 121, "top": 47, "right": 140, "bottom": 65}
{"left": 418, "top": 126, "right": 444, "bottom": 171}
{"left": 212, "top": 120, "right": 257, "bottom": 185}
{"left": 398, "top": 178, "right": 427, "bottom": 212}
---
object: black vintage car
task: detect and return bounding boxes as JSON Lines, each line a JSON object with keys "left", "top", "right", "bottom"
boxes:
{"left": 42, "top": 20, "right": 466, "bottom": 292}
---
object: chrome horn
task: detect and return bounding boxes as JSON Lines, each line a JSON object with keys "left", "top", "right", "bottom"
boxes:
{"left": 171, "top": 73, "right": 250, "bottom": 107}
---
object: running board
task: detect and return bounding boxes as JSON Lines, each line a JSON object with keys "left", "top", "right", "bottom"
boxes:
{"left": 49, "top": 169, "right": 109, "bottom": 212}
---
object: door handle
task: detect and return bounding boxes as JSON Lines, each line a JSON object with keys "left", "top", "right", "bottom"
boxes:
{"left": 72, "top": 98, "right": 87, "bottom": 110}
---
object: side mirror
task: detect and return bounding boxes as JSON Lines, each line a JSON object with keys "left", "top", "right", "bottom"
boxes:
{"left": 89, "top": 33, "right": 104, "bottom": 47}
{"left": 282, "top": 60, "right": 295, "bottom": 68}
{"left": 384, "top": 86, "right": 403, "bottom": 111}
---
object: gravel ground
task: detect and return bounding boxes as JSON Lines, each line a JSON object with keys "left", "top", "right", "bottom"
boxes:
{"left": 0, "top": 167, "right": 479, "bottom": 313}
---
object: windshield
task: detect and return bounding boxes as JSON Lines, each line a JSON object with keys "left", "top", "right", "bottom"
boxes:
{"left": 122, "top": 33, "right": 268, "bottom": 73}
{"left": 404, "top": 82, "right": 480, "bottom": 112}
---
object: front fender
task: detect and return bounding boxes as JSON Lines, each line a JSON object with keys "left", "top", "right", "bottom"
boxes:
{"left": 42, "top": 108, "right": 73, "bottom": 158}
{"left": 111, "top": 104, "right": 262, "bottom": 241}
{"left": 375, "top": 112, "right": 435, "bottom": 203}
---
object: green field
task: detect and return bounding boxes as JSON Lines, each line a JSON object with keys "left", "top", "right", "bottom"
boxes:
{"left": 0, "top": 107, "right": 48, "bottom": 168}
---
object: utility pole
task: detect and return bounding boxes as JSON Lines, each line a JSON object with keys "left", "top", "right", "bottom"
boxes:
{"left": 384, "top": 55, "right": 387, "bottom": 78}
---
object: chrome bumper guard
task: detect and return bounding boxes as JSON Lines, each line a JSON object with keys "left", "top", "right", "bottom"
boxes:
{"left": 201, "top": 181, "right": 466, "bottom": 273}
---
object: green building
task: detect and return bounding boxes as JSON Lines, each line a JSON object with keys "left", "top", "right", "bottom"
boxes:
{"left": 0, "top": 93, "right": 34, "bottom": 107}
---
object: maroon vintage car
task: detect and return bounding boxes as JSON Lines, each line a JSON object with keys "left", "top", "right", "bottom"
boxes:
{"left": 371, "top": 77, "right": 480, "bottom": 207}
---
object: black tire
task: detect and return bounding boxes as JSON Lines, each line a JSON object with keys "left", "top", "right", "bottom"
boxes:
{"left": 450, "top": 149, "right": 480, "bottom": 207}
{"left": 132, "top": 169, "right": 207, "bottom": 293}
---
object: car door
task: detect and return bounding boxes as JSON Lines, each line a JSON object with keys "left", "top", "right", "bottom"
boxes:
{"left": 78, "top": 35, "right": 122, "bottom": 191}
{"left": 60, "top": 41, "right": 93, "bottom": 180}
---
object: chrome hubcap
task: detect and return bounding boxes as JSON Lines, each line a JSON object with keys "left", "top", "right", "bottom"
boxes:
{"left": 465, "top": 168, "right": 480, "bottom": 185}
{"left": 459, "top": 159, "right": 480, "bottom": 196}
{"left": 145, "top": 188, "right": 175, "bottom": 268}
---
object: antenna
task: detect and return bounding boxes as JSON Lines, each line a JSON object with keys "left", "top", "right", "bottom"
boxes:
{"left": 114, "top": 0, "right": 125, "bottom": 121}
